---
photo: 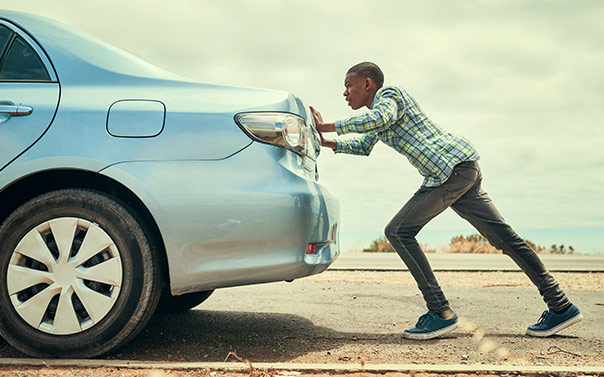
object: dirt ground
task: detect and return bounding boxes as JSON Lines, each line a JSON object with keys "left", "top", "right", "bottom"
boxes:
{"left": 1, "top": 271, "right": 602, "bottom": 377}
{"left": 0, "top": 368, "right": 602, "bottom": 377}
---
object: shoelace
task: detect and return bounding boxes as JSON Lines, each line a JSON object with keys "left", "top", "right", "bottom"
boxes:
{"left": 416, "top": 313, "right": 433, "bottom": 328}
{"left": 535, "top": 310, "right": 552, "bottom": 325}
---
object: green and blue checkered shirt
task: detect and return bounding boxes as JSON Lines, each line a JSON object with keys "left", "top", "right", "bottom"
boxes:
{"left": 334, "top": 86, "right": 479, "bottom": 187}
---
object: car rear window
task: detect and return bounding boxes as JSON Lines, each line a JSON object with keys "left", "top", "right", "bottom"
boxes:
{"left": 0, "top": 34, "right": 50, "bottom": 81}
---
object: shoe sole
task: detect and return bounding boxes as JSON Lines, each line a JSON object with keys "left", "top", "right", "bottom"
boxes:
{"left": 526, "top": 313, "right": 583, "bottom": 337}
{"left": 403, "top": 322, "right": 458, "bottom": 340}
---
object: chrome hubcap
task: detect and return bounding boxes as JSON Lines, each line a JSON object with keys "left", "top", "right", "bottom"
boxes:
{"left": 7, "top": 218, "right": 123, "bottom": 335}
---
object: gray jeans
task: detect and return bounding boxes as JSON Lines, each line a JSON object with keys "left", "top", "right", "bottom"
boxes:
{"left": 384, "top": 161, "right": 571, "bottom": 313}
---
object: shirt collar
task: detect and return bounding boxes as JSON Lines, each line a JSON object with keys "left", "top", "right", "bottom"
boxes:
{"left": 370, "top": 87, "right": 385, "bottom": 109}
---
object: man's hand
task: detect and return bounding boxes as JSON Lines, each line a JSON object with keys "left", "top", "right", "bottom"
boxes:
{"left": 310, "top": 106, "right": 336, "bottom": 133}
{"left": 310, "top": 106, "right": 323, "bottom": 127}
{"left": 310, "top": 106, "right": 337, "bottom": 150}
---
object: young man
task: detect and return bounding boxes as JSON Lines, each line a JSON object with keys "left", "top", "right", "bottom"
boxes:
{"left": 310, "top": 62, "right": 582, "bottom": 340}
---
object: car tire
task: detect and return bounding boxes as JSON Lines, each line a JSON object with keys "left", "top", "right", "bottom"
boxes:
{"left": 0, "top": 189, "right": 161, "bottom": 358}
{"left": 155, "top": 290, "right": 214, "bottom": 314}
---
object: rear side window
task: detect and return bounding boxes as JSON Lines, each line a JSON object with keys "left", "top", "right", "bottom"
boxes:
{"left": 0, "top": 28, "right": 50, "bottom": 81}
{"left": 0, "top": 25, "right": 11, "bottom": 53}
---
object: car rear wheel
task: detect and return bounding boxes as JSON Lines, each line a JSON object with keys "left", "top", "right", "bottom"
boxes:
{"left": 0, "top": 189, "right": 161, "bottom": 358}
{"left": 155, "top": 290, "right": 214, "bottom": 314}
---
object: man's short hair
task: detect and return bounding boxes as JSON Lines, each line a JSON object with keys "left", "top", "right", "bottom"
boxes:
{"left": 347, "top": 62, "right": 384, "bottom": 88}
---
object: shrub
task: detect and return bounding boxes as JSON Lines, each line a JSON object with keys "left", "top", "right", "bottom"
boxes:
{"left": 447, "top": 234, "right": 501, "bottom": 254}
{"left": 549, "top": 244, "right": 575, "bottom": 254}
{"left": 446, "top": 234, "right": 548, "bottom": 254}
{"left": 362, "top": 236, "right": 435, "bottom": 253}
{"left": 363, "top": 236, "right": 395, "bottom": 253}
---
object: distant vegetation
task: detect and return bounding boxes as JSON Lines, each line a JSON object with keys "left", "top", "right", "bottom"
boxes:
{"left": 363, "top": 234, "right": 577, "bottom": 254}
{"left": 363, "top": 235, "right": 435, "bottom": 253}
{"left": 363, "top": 236, "right": 396, "bottom": 253}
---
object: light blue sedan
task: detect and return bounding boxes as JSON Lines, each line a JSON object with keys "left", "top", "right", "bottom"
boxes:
{"left": 0, "top": 11, "right": 339, "bottom": 358}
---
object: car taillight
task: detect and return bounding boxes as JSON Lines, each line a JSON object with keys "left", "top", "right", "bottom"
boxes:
{"left": 234, "top": 112, "right": 310, "bottom": 156}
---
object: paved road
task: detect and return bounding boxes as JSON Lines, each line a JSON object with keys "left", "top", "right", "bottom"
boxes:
{"left": 329, "top": 252, "right": 604, "bottom": 272}
{"left": 1, "top": 270, "right": 600, "bottom": 367}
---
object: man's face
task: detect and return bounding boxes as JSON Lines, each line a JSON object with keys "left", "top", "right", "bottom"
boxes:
{"left": 343, "top": 72, "right": 371, "bottom": 110}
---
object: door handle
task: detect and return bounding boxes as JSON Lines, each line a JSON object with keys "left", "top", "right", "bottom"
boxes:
{"left": 0, "top": 105, "right": 33, "bottom": 116}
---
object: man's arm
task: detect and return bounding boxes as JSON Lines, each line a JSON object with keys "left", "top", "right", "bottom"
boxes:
{"left": 317, "top": 129, "right": 337, "bottom": 150}
{"left": 336, "top": 95, "right": 398, "bottom": 135}
{"left": 310, "top": 106, "right": 378, "bottom": 155}
{"left": 335, "top": 133, "right": 379, "bottom": 156}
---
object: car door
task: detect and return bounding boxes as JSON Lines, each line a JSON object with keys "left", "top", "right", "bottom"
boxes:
{"left": 0, "top": 20, "right": 60, "bottom": 172}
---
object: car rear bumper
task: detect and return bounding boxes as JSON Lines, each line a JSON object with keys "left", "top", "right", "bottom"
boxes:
{"left": 170, "top": 179, "right": 340, "bottom": 294}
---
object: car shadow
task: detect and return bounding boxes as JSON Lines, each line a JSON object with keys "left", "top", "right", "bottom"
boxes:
{"left": 105, "top": 309, "right": 404, "bottom": 362}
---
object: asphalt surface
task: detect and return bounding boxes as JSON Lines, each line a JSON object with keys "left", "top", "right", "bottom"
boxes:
{"left": 329, "top": 252, "right": 604, "bottom": 272}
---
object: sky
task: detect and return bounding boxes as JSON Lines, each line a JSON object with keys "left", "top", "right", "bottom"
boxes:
{"left": 3, "top": 0, "right": 604, "bottom": 253}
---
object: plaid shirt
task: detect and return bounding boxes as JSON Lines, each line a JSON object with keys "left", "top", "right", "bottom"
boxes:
{"left": 334, "top": 86, "right": 480, "bottom": 187}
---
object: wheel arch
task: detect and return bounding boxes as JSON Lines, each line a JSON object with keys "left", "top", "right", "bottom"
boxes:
{"left": 0, "top": 169, "right": 170, "bottom": 294}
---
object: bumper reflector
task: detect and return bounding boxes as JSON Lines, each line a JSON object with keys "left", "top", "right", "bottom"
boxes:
{"left": 306, "top": 240, "right": 335, "bottom": 255}
{"left": 306, "top": 243, "right": 318, "bottom": 255}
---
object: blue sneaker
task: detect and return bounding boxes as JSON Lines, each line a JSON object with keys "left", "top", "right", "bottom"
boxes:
{"left": 403, "top": 311, "right": 458, "bottom": 340}
{"left": 526, "top": 304, "right": 582, "bottom": 337}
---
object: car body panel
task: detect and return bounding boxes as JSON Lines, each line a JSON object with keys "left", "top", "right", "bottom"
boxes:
{"left": 100, "top": 143, "right": 339, "bottom": 293}
{"left": 0, "top": 83, "right": 60, "bottom": 170}
{"left": 0, "top": 10, "right": 339, "bottom": 297}
{"left": 0, "top": 17, "right": 60, "bottom": 171}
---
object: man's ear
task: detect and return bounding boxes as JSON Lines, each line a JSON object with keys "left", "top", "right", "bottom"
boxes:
{"left": 364, "top": 77, "right": 373, "bottom": 91}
